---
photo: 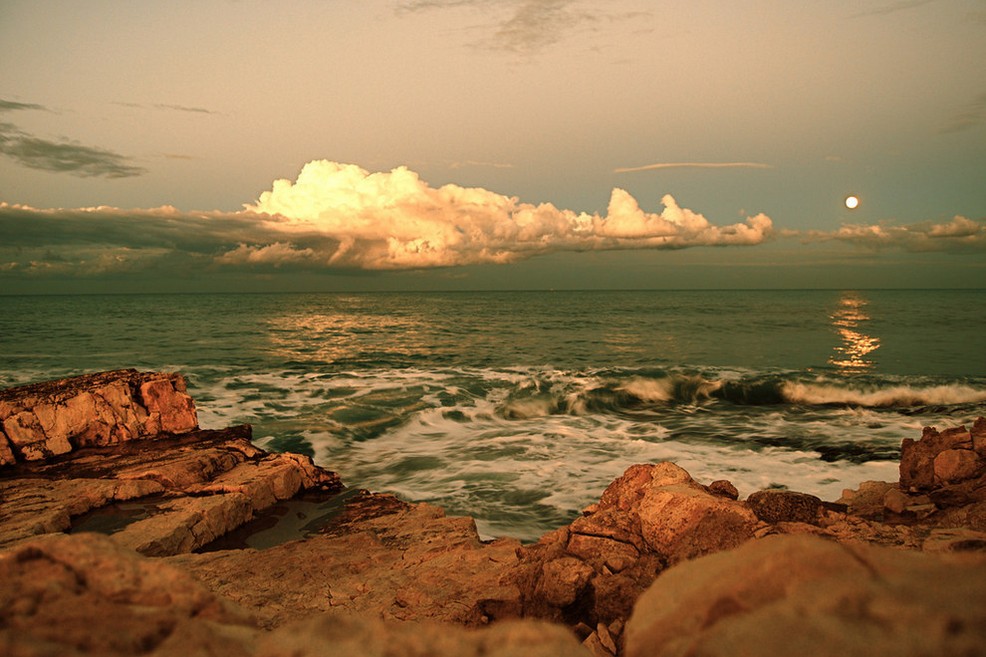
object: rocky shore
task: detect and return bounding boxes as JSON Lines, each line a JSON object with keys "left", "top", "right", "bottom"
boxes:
{"left": 2, "top": 370, "right": 985, "bottom": 656}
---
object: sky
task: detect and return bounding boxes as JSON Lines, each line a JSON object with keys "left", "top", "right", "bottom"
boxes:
{"left": 1, "top": 0, "right": 984, "bottom": 293}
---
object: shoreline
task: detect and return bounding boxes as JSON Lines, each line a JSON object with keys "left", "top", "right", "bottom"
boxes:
{"left": 2, "top": 370, "right": 985, "bottom": 656}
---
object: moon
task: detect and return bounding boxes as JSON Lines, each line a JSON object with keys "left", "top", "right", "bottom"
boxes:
{"left": 845, "top": 195, "right": 860, "bottom": 209}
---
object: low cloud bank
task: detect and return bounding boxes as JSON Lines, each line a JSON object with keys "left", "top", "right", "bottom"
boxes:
{"left": 0, "top": 160, "right": 774, "bottom": 276}
{"left": 805, "top": 215, "right": 986, "bottom": 252}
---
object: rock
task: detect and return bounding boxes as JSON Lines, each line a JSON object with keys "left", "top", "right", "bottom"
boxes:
{"left": 746, "top": 489, "right": 822, "bottom": 524}
{"left": 535, "top": 557, "right": 595, "bottom": 608}
{"left": 934, "top": 448, "right": 984, "bottom": 485}
{"left": 837, "top": 479, "right": 896, "bottom": 519}
{"left": 515, "top": 462, "right": 756, "bottom": 636}
{"left": 706, "top": 480, "right": 738, "bottom": 500}
{"left": 254, "top": 613, "right": 589, "bottom": 657}
{"left": 0, "top": 532, "right": 586, "bottom": 657}
{"left": 0, "top": 370, "right": 198, "bottom": 464}
{"left": 624, "top": 534, "right": 986, "bottom": 657}
{"left": 0, "top": 532, "right": 254, "bottom": 656}
{"left": 900, "top": 424, "right": 974, "bottom": 492}
{"left": 0, "top": 424, "right": 342, "bottom": 554}
{"left": 170, "top": 492, "right": 524, "bottom": 629}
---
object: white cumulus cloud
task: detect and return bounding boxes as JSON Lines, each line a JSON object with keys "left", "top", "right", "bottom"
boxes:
{"left": 241, "top": 160, "right": 774, "bottom": 269}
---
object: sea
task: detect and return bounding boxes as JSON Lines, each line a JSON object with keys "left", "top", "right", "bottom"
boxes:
{"left": 2, "top": 289, "right": 984, "bottom": 541}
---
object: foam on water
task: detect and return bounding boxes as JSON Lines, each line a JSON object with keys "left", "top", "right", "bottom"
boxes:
{"left": 3, "top": 290, "right": 984, "bottom": 542}
{"left": 202, "top": 365, "right": 982, "bottom": 540}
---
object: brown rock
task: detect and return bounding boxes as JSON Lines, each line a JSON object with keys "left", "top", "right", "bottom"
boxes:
{"left": 0, "top": 425, "right": 342, "bottom": 554}
{"left": 535, "top": 557, "right": 595, "bottom": 607}
{"left": 172, "top": 496, "right": 523, "bottom": 628}
{"left": 900, "top": 425, "right": 974, "bottom": 492}
{"left": 837, "top": 480, "right": 896, "bottom": 519}
{"left": 0, "top": 532, "right": 254, "bottom": 656}
{"left": 746, "top": 489, "right": 822, "bottom": 524}
{"left": 624, "top": 534, "right": 986, "bottom": 657}
{"left": 973, "top": 417, "right": 986, "bottom": 457}
{"left": 934, "top": 448, "right": 983, "bottom": 485}
{"left": 706, "top": 480, "right": 738, "bottom": 500}
{"left": 254, "top": 613, "right": 589, "bottom": 657}
{"left": 0, "top": 370, "right": 200, "bottom": 464}
{"left": 637, "top": 478, "right": 757, "bottom": 564}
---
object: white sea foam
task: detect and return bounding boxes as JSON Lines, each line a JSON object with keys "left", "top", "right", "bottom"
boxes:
{"left": 782, "top": 381, "right": 986, "bottom": 407}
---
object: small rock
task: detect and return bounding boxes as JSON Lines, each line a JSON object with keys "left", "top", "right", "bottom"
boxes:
{"left": 746, "top": 489, "right": 822, "bottom": 524}
{"left": 707, "top": 480, "right": 739, "bottom": 500}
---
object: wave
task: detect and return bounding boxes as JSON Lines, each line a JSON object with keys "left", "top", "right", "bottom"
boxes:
{"left": 494, "top": 369, "right": 986, "bottom": 417}
{"left": 780, "top": 381, "right": 986, "bottom": 408}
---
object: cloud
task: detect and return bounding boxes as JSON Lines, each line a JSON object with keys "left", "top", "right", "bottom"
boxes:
{"left": 805, "top": 215, "right": 986, "bottom": 252}
{"left": 398, "top": 0, "right": 648, "bottom": 55}
{"left": 0, "top": 97, "right": 145, "bottom": 178}
{"left": 0, "top": 123, "right": 146, "bottom": 178}
{"left": 0, "top": 160, "right": 773, "bottom": 277}
{"left": 939, "top": 91, "right": 986, "bottom": 134}
{"left": 113, "top": 101, "right": 219, "bottom": 115}
{"left": 0, "top": 99, "right": 48, "bottom": 113}
{"left": 614, "top": 162, "right": 774, "bottom": 174}
{"left": 449, "top": 160, "right": 514, "bottom": 169}
{"left": 850, "top": 0, "right": 939, "bottom": 18}
{"left": 154, "top": 103, "right": 217, "bottom": 114}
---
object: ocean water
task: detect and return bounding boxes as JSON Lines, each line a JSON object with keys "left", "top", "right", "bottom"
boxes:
{"left": 1, "top": 289, "right": 984, "bottom": 540}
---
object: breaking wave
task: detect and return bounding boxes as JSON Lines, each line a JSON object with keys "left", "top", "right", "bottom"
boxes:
{"left": 494, "top": 369, "right": 986, "bottom": 418}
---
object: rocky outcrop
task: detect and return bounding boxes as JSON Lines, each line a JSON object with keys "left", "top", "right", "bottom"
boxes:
{"left": 513, "top": 462, "right": 759, "bottom": 653}
{"left": 0, "top": 424, "right": 341, "bottom": 554}
{"left": 0, "top": 532, "right": 586, "bottom": 657}
{"left": 1, "top": 372, "right": 985, "bottom": 657}
{"left": 170, "top": 493, "right": 525, "bottom": 629}
{"left": 624, "top": 534, "right": 986, "bottom": 657}
{"left": 0, "top": 369, "right": 197, "bottom": 465}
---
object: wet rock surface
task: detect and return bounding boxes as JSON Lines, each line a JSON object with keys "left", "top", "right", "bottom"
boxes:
{"left": 2, "top": 371, "right": 985, "bottom": 656}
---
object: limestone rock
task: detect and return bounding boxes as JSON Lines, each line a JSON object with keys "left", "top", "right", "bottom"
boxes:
{"left": 0, "top": 424, "right": 342, "bottom": 554}
{"left": 624, "top": 534, "right": 986, "bottom": 657}
{"left": 0, "top": 370, "right": 198, "bottom": 464}
{"left": 171, "top": 493, "right": 524, "bottom": 628}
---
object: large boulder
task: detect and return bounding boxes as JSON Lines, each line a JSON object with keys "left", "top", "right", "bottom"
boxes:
{"left": 624, "top": 534, "right": 986, "bottom": 657}
{"left": 515, "top": 462, "right": 757, "bottom": 644}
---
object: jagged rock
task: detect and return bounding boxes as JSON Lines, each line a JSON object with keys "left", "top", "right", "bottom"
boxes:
{"left": 624, "top": 534, "right": 986, "bottom": 657}
{"left": 746, "top": 489, "right": 822, "bottom": 524}
{"left": 900, "top": 424, "right": 975, "bottom": 491}
{"left": 706, "top": 480, "right": 738, "bottom": 500}
{"left": 0, "top": 370, "right": 198, "bottom": 465}
{"left": 838, "top": 479, "right": 896, "bottom": 519}
{"left": 0, "top": 425, "right": 341, "bottom": 554}
{"left": 535, "top": 557, "right": 595, "bottom": 608}
{"left": 515, "top": 462, "right": 757, "bottom": 633}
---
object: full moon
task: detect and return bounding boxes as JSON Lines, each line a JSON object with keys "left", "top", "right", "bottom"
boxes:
{"left": 845, "top": 195, "right": 860, "bottom": 209}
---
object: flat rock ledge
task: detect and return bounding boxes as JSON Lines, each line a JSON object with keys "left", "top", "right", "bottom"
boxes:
{"left": 2, "top": 371, "right": 985, "bottom": 657}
